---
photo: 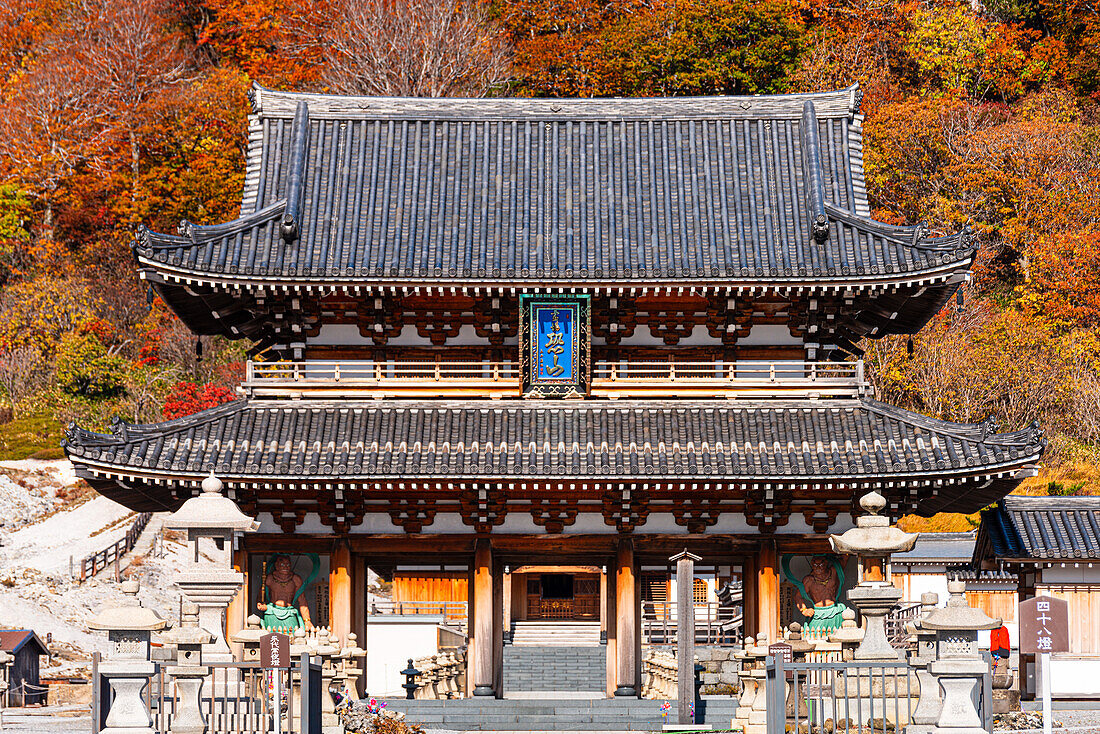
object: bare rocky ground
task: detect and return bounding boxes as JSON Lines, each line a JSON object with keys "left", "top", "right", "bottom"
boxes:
{"left": 0, "top": 459, "right": 188, "bottom": 681}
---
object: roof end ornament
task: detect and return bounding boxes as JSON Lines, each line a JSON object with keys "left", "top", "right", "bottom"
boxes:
{"left": 281, "top": 100, "right": 311, "bottom": 244}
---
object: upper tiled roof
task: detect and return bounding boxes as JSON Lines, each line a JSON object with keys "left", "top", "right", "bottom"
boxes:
{"left": 134, "top": 85, "right": 974, "bottom": 291}
{"left": 65, "top": 398, "right": 1043, "bottom": 514}
{"left": 975, "top": 495, "right": 1100, "bottom": 561}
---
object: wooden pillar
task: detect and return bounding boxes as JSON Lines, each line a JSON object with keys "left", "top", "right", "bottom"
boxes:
{"left": 227, "top": 548, "right": 248, "bottom": 658}
{"left": 614, "top": 538, "right": 638, "bottom": 697}
{"left": 1018, "top": 565, "right": 1037, "bottom": 701}
{"left": 472, "top": 539, "right": 495, "bottom": 696}
{"left": 742, "top": 554, "right": 757, "bottom": 638}
{"left": 756, "top": 541, "right": 780, "bottom": 643}
{"left": 351, "top": 553, "right": 367, "bottom": 697}
{"left": 492, "top": 558, "right": 504, "bottom": 698}
{"left": 605, "top": 564, "right": 618, "bottom": 697}
{"left": 329, "top": 541, "right": 353, "bottom": 642}
{"left": 502, "top": 567, "right": 512, "bottom": 641}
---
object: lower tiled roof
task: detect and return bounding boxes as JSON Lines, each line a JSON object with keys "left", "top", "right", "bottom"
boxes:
{"left": 976, "top": 496, "right": 1100, "bottom": 561}
{"left": 64, "top": 398, "right": 1043, "bottom": 516}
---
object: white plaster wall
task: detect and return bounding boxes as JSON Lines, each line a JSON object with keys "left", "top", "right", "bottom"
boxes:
{"left": 308, "top": 323, "right": 370, "bottom": 346}
{"left": 1040, "top": 565, "right": 1100, "bottom": 583}
{"left": 1049, "top": 658, "right": 1100, "bottom": 698}
{"left": 363, "top": 617, "right": 445, "bottom": 696}
{"left": 737, "top": 324, "right": 802, "bottom": 346}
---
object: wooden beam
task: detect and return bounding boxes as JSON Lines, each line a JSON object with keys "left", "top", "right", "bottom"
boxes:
{"left": 614, "top": 538, "right": 638, "bottom": 697}
{"left": 472, "top": 539, "right": 494, "bottom": 696}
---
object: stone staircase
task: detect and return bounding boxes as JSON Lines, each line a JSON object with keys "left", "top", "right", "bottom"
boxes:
{"left": 503, "top": 644, "right": 606, "bottom": 694}
{"left": 510, "top": 621, "right": 601, "bottom": 646}
{"left": 385, "top": 697, "right": 741, "bottom": 731}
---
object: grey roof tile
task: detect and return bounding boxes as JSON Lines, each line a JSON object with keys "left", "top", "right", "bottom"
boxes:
{"left": 134, "top": 86, "right": 974, "bottom": 287}
{"left": 65, "top": 398, "right": 1044, "bottom": 515}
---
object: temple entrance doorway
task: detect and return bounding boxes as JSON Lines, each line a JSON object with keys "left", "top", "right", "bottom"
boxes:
{"left": 523, "top": 571, "right": 600, "bottom": 620}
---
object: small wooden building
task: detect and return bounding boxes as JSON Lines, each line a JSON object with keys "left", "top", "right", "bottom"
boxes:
{"left": 0, "top": 629, "right": 48, "bottom": 706}
{"left": 974, "top": 495, "right": 1100, "bottom": 700}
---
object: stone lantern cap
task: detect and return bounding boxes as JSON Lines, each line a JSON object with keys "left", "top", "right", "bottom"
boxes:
{"left": 164, "top": 472, "right": 259, "bottom": 533}
{"left": 229, "top": 615, "right": 265, "bottom": 645}
{"left": 829, "top": 491, "right": 917, "bottom": 557}
{"left": 922, "top": 581, "right": 1001, "bottom": 631}
{"left": 159, "top": 604, "right": 213, "bottom": 646}
{"left": 828, "top": 608, "right": 865, "bottom": 644}
{"left": 89, "top": 580, "right": 169, "bottom": 631}
{"left": 785, "top": 623, "right": 816, "bottom": 654}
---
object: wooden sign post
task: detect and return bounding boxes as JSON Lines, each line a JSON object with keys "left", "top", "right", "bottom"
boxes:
{"left": 261, "top": 632, "right": 291, "bottom": 734}
{"left": 671, "top": 550, "right": 701, "bottom": 727}
{"left": 1019, "top": 596, "right": 1069, "bottom": 734}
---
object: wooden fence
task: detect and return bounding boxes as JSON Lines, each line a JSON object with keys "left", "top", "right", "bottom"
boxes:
{"left": 77, "top": 512, "right": 152, "bottom": 583}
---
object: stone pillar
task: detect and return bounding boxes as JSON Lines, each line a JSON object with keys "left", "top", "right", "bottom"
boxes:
{"left": 472, "top": 539, "right": 495, "bottom": 696}
{"left": 614, "top": 538, "right": 638, "bottom": 697}
{"left": 909, "top": 593, "right": 942, "bottom": 734}
{"left": 329, "top": 542, "right": 353, "bottom": 642}
{"left": 756, "top": 542, "right": 780, "bottom": 644}
{"left": 160, "top": 603, "right": 214, "bottom": 734}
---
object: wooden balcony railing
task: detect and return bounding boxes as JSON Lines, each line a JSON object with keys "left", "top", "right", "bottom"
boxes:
{"left": 243, "top": 359, "right": 870, "bottom": 399}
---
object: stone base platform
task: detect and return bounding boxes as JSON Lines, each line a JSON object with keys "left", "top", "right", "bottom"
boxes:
{"left": 384, "top": 697, "right": 740, "bottom": 731}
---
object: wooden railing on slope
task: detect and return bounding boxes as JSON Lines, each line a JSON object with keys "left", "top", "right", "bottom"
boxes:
{"left": 78, "top": 512, "right": 152, "bottom": 583}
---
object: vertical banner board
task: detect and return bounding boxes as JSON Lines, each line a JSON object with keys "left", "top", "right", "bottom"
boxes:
{"left": 519, "top": 294, "right": 590, "bottom": 398}
{"left": 260, "top": 631, "right": 292, "bottom": 668}
{"left": 1019, "top": 596, "right": 1069, "bottom": 654}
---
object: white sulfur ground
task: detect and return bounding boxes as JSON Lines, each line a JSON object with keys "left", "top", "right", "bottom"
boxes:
{"left": 0, "top": 459, "right": 188, "bottom": 671}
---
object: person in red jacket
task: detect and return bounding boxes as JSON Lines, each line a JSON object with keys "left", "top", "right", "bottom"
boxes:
{"left": 991, "top": 624, "right": 1011, "bottom": 659}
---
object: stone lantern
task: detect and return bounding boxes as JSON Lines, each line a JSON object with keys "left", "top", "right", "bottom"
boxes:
{"left": 159, "top": 603, "right": 214, "bottom": 734}
{"left": 829, "top": 491, "right": 917, "bottom": 661}
{"left": 921, "top": 581, "right": 1000, "bottom": 734}
{"left": 164, "top": 471, "right": 258, "bottom": 665}
{"left": 88, "top": 580, "right": 169, "bottom": 734}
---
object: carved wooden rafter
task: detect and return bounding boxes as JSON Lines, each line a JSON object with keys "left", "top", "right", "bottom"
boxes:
{"left": 800, "top": 505, "right": 842, "bottom": 533}
{"left": 388, "top": 498, "right": 439, "bottom": 533}
{"left": 458, "top": 487, "right": 508, "bottom": 534}
{"left": 601, "top": 487, "right": 649, "bottom": 533}
{"left": 671, "top": 498, "right": 724, "bottom": 533}
{"left": 529, "top": 499, "right": 579, "bottom": 533}
{"left": 591, "top": 295, "right": 638, "bottom": 345}
{"left": 472, "top": 297, "right": 518, "bottom": 345}
{"left": 270, "top": 506, "right": 309, "bottom": 534}
{"left": 317, "top": 491, "right": 367, "bottom": 534}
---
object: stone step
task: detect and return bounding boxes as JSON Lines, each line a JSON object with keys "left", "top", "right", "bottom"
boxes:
{"left": 511, "top": 621, "right": 602, "bottom": 647}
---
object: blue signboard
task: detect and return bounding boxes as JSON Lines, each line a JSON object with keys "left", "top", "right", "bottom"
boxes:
{"left": 520, "top": 295, "right": 590, "bottom": 398}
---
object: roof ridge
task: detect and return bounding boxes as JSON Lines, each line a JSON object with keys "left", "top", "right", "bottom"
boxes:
{"left": 860, "top": 399, "right": 1045, "bottom": 448}
{"left": 248, "top": 84, "right": 863, "bottom": 121}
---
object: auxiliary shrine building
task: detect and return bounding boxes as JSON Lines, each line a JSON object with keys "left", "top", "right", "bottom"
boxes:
{"left": 65, "top": 85, "right": 1044, "bottom": 697}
